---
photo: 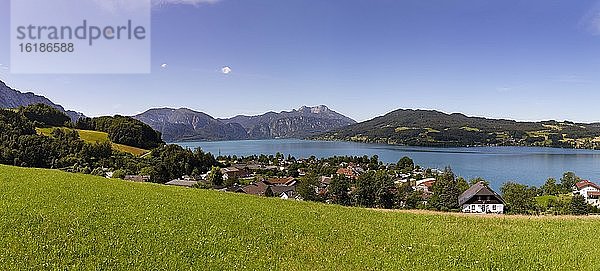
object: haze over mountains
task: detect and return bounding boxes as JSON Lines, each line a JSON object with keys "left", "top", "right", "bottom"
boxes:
{"left": 134, "top": 105, "right": 357, "bottom": 142}
{"left": 0, "top": 80, "right": 84, "bottom": 122}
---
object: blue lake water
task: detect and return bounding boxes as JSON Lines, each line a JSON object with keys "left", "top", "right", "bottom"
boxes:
{"left": 177, "top": 139, "right": 600, "bottom": 190}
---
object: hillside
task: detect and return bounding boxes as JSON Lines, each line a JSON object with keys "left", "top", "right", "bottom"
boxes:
{"left": 0, "top": 80, "right": 84, "bottom": 122}
{"left": 1, "top": 165, "right": 599, "bottom": 270}
{"left": 37, "top": 127, "right": 148, "bottom": 156}
{"left": 133, "top": 108, "right": 248, "bottom": 142}
{"left": 134, "top": 105, "right": 356, "bottom": 142}
{"left": 317, "top": 109, "right": 600, "bottom": 149}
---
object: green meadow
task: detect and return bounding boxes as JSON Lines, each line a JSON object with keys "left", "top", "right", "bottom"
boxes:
{"left": 1, "top": 165, "right": 599, "bottom": 270}
{"left": 36, "top": 127, "right": 148, "bottom": 156}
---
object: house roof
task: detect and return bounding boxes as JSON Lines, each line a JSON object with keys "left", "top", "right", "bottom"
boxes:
{"left": 165, "top": 179, "right": 198, "bottom": 187}
{"left": 416, "top": 180, "right": 435, "bottom": 188}
{"left": 265, "top": 177, "right": 296, "bottom": 186}
{"left": 575, "top": 180, "right": 600, "bottom": 190}
{"left": 458, "top": 182, "right": 505, "bottom": 206}
{"left": 416, "top": 178, "right": 436, "bottom": 186}
{"left": 242, "top": 182, "right": 268, "bottom": 195}
{"left": 320, "top": 176, "right": 332, "bottom": 185}
{"left": 269, "top": 185, "right": 295, "bottom": 196}
{"left": 336, "top": 168, "right": 355, "bottom": 177}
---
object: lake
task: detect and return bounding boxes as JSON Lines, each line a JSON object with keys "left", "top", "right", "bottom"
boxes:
{"left": 177, "top": 139, "right": 600, "bottom": 189}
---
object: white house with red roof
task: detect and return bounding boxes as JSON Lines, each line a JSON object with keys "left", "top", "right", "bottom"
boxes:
{"left": 573, "top": 180, "right": 600, "bottom": 207}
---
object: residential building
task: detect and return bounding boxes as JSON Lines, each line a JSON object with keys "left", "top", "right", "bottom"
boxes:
{"left": 459, "top": 182, "right": 505, "bottom": 214}
{"left": 573, "top": 180, "right": 600, "bottom": 207}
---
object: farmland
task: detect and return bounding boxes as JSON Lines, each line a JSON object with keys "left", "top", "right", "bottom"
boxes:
{"left": 1, "top": 165, "right": 599, "bottom": 270}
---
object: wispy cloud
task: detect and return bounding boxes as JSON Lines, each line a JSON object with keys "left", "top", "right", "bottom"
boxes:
{"left": 556, "top": 74, "right": 591, "bottom": 84}
{"left": 579, "top": 2, "right": 600, "bottom": 35}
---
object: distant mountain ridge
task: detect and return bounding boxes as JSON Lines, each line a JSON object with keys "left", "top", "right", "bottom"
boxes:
{"left": 316, "top": 108, "right": 600, "bottom": 149}
{"left": 134, "top": 105, "right": 356, "bottom": 142}
{"left": 0, "top": 80, "right": 84, "bottom": 121}
{"left": 221, "top": 105, "right": 357, "bottom": 139}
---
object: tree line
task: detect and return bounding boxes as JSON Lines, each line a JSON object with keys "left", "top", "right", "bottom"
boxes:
{"left": 0, "top": 104, "right": 219, "bottom": 183}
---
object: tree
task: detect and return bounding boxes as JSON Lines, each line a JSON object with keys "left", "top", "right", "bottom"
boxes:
{"left": 570, "top": 195, "right": 589, "bottom": 215}
{"left": 19, "top": 103, "right": 71, "bottom": 127}
{"left": 541, "top": 178, "right": 560, "bottom": 196}
{"left": 328, "top": 174, "right": 351, "bottom": 206}
{"left": 429, "top": 167, "right": 461, "bottom": 211}
{"left": 139, "top": 166, "right": 157, "bottom": 182}
{"left": 373, "top": 170, "right": 395, "bottom": 209}
{"left": 112, "top": 170, "right": 126, "bottom": 179}
{"left": 265, "top": 186, "right": 274, "bottom": 197}
{"left": 560, "top": 172, "right": 581, "bottom": 193}
{"left": 397, "top": 156, "right": 415, "bottom": 172}
{"left": 501, "top": 182, "right": 537, "bottom": 214}
{"left": 457, "top": 177, "right": 470, "bottom": 194}
{"left": 354, "top": 171, "right": 377, "bottom": 208}
{"left": 206, "top": 166, "right": 224, "bottom": 187}
{"left": 469, "top": 177, "right": 489, "bottom": 187}
{"left": 297, "top": 174, "right": 320, "bottom": 202}
{"left": 224, "top": 175, "right": 239, "bottom": 188}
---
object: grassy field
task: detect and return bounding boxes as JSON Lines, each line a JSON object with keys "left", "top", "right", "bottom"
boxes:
{"left": 1, "top": 165, "right": 600, "bottom": 270}
{"left": 36, "top": 127, "right": 148, "bottom": 156}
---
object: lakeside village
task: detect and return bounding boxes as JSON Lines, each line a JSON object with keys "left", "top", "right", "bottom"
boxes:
{"left": 112, "top": 153, "right": 600, "bottom": 216}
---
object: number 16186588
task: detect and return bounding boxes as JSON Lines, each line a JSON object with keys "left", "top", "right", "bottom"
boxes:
{"left": 19, "top": 43, "right": 74, "bottom": 53}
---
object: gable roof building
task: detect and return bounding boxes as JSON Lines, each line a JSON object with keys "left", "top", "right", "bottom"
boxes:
{"left": 574, "top": 180, "right": 600, "bottom": 191}
{"left": 573, "top": 180, "right": 600, "bottom": 207}
{"left": 459, "top": 182, "right": 505, "bottom": 214}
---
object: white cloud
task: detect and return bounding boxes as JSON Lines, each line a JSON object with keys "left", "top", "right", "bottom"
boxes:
{"left": 221, "top": 66, "right": 232, "bottom": 74}
{"left": 160, "top": 63, "right": 168, "bottom": 68}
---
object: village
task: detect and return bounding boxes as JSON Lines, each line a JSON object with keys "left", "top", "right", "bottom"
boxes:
{"left": 109, "top": 153, "right": 600, "bottom": 216}
{"left": 111, "top": 154, "right": 504, "bottom": 214}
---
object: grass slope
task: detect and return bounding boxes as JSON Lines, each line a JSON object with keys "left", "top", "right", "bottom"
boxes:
{"left": 36, "top": 127, "right": 148, "bottom": 156}
{"left": 1, "top": 165, "right": 599, "bottom": 270}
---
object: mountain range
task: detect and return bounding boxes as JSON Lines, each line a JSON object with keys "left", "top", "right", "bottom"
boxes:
{"left": 0, "top": 80, "right": 84, "bottom": 121}
{"left": 316, "top": 108, "right": 600, "bottom": 149}
{"left": 134, "top": 105, "right": 357, "bottom": 142}
{"left": 5, "top": 79, "right": 600, "bottom": 149}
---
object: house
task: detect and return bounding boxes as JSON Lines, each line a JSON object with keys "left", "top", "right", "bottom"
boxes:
{"left": 239, "top": 177, "right": 298, "bottom": 199}
{"left": 319, "top": 176, "right": 332, "bottom": 186}
{"left": 414, "top": 178, "right": 436, "bottom": 193}
{"left": 336, "top": 165, "right": 364, "bottom": 180}
{"left": 241, "top": 181, "right": 270, "bottom": 196}
{"left": 336, "top": 168, "right": 356, "bottom": 179}
{"left": 573, "top": 180, "right": 600, "bottom": 207}
{"left": 268, "top": 185, "right": 297, "bottom": 200}
{"left": 220, "top": 167, "right": 250, "bottom": 180}
{"left": 458, "top": 182, "right": 505, "bottom": 214}
{"left": 264, "top": 177, "right": 297, "bottom": 187}
{"left": 124, "top": 175, "right": 150, "bottom": 182}
{"left": 165, "top": 179, "right": 198, "bottom": 188}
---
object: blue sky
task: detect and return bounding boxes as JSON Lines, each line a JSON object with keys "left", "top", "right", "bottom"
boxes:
{"left": 1, "top": 0, "right": 600, "bottom": 122}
